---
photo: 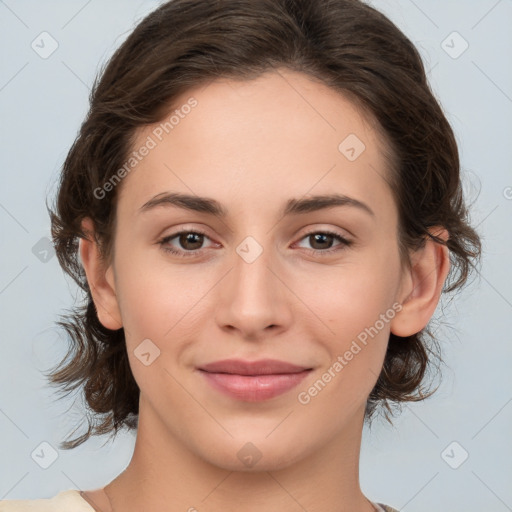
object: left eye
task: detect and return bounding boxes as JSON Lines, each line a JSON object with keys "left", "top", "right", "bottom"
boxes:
{"left": 295, "top": 231, "right": 352, "bottom": 254}
{"left": 158, "top": 229, "right": 352, "bottom": 258}
{"left": 158, "top": 230, "right": 213, "bottom": 256}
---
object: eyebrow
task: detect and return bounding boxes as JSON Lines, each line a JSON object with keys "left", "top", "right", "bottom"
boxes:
{"left": 139, "top": 192, "right": 375, "bottom": 218}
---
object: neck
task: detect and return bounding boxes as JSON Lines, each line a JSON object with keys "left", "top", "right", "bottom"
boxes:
{"left": 96, "top": 396, "right": 375, "bottom": 512}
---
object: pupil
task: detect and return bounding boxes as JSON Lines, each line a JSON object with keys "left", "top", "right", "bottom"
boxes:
{"left": 181, "top": 233, "right": 203, "bottom": 250}
{"left": 312, "top": 233, "right": 332, "bottom": 249}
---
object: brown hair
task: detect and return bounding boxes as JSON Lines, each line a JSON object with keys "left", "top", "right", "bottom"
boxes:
{"left": 47, "top": 0, "right": 482, "bottom": 449}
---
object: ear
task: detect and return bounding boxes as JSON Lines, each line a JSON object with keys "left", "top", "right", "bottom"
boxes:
{"left": 79, "top": 217, "right": 123, "bottom": 330}
{"left": 390, "top": 227, "right": 451, "bottom": 337}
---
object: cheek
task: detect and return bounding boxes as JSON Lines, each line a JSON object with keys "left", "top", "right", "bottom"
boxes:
{"left": 298, "top": 251, "right": 400, "bottom": 337}
{"left": 113, "top": 243, "right": 204, "bottom": 332}
{"left": 112, "top": 255, "right": 216, "bottom": 393}
{"left": 292, "top": 249, "right": 401, "bottom": 396}
{"left": 115, "top": 269, "right": 197, "bottom": 396}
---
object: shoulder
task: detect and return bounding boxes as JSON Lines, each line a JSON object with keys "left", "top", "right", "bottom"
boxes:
{"left": 0, "top": 490, "right": 94, "bottom": 512}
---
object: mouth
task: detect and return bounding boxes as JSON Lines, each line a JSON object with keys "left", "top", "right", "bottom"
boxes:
{"left": 197, "top": 358, "right": 313, "bottom": 401}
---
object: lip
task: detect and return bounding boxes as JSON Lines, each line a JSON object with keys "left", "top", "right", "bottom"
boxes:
{"left": 197, "top": 358, "right": 313, "bottom": 401}
{"left": 199, "top": 358, "right": 311, "bottom": 375}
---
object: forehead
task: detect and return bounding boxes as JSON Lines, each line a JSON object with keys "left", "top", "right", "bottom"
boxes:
{"left": 118, "top": 68, "right": 395, "bottom": 221}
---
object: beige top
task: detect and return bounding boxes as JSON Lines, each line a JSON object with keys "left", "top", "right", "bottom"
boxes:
{"left": 0, "top": 489, "right": 399, "bottom": 511}
{"left": 0, "top": 490, "right": 95, "bottom": 511}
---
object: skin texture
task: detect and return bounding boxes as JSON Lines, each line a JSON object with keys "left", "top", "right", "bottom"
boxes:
{"left": 79, "top": 68, "right": 450, "bottom": 512}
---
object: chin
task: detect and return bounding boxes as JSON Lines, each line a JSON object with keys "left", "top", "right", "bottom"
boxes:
{"left": 192, "top": 432, "right": 313, "bottom": 473}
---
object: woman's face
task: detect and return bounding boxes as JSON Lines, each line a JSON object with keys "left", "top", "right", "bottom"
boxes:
{"left": 101, "top": 68, "right": 410, "bottom": 470}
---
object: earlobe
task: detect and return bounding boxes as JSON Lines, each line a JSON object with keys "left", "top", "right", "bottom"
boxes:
{"left": 79, "top": 217, "right": 123, "bottom": 330}
{"left": 390, "top": 227, "right": 450, "bottom": 337}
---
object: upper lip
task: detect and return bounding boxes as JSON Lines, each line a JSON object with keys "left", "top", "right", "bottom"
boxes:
{"left": 198, "top": 358, "right": 312, "bottom": 375}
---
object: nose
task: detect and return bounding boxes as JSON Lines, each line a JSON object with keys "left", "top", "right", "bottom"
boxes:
{"left": 215, "top": 239, "right": 293, "bottom": 340}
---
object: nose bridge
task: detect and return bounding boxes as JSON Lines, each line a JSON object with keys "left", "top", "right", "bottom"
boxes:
{"left": 232, "top": 233, "right": 278, "bottom": 302}
{"left": 216, "top": 233, "right": 291, "bottom": 335}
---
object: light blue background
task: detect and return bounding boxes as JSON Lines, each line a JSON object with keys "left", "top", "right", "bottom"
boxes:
{"left": 0, "top": 1, "right": 511, "bottom": 510}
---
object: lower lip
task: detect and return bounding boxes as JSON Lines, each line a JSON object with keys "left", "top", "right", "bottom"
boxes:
{"left": 198, "top": 370, "right": 312, "bottom": 401}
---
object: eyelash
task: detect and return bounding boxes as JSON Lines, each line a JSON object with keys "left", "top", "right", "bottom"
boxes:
{"left": 157, "top": 228, "right": 353, "bottom": 258}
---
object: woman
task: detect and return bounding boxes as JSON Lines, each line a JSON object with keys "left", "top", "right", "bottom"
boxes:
{"left": 0, "top": 0, "right": 481, "bottom": 511}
